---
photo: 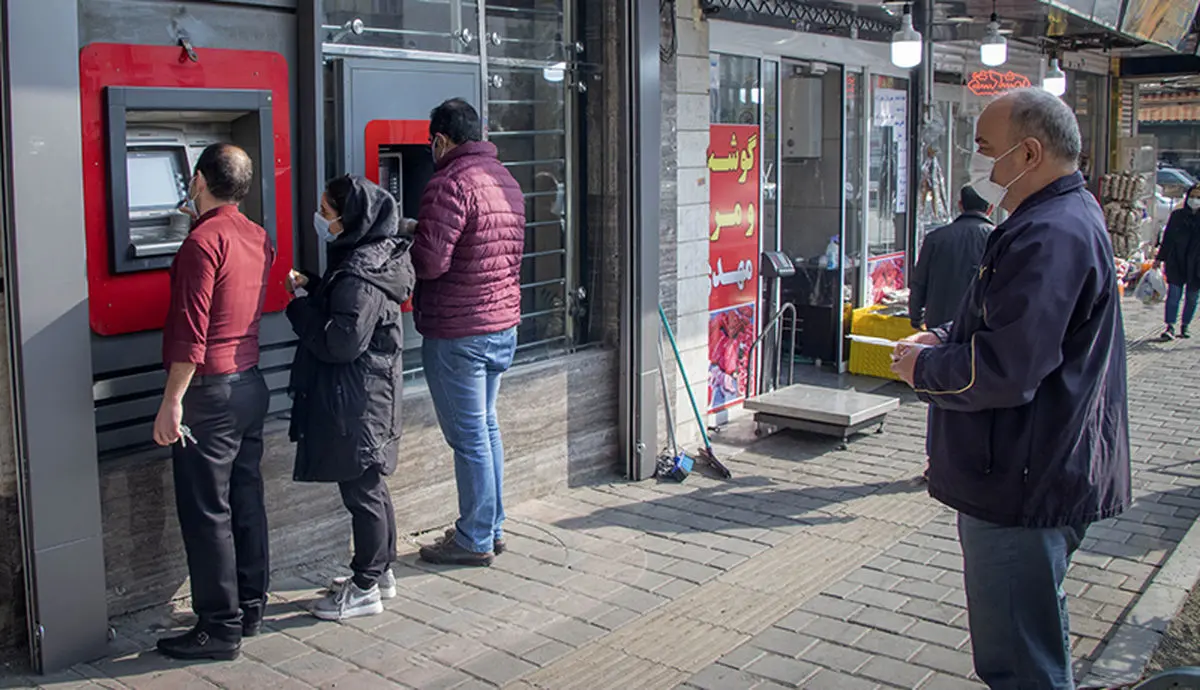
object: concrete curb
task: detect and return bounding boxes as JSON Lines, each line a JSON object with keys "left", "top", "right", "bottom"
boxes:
{"left": 1081, "top": 508, "right": 1200, "bottom": 688}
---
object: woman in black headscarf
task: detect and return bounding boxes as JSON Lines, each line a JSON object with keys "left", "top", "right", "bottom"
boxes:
{"left": 286, "top": 175, "right": 415, "bottom": 621}
{"left": 1156, "top": 184, "right": 1200, "bottom": 340}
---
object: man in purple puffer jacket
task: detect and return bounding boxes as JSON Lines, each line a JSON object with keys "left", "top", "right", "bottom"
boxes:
{"left": 411, "top": 99, "right": 525, "bottom": 567}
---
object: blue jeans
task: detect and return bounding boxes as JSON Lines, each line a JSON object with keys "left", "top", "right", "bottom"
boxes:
{"left": 423, "top": 328, "right": 517, "bottom": 553}
{"left": 1164, "top": 283, "right": 1199, "bottom": 329}
{"left": 958, "top": 513, "right": 1088, "bottom": 690}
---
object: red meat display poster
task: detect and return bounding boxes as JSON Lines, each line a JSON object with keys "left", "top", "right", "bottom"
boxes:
{"left": 707, "top": 124, "right": 760, "bottom": 413}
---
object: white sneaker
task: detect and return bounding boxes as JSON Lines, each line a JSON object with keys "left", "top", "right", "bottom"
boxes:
{"left": 329, "top": 567, "right": 397, "bottom": 599}
{"left": 312, "top": 582, "right": 383, "bottom": 621}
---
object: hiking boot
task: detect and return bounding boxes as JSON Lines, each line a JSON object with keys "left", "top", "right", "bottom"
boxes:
{"left": 1160, "top": 325, "right": 1176, "bottom": 341}
{"left": 437, "top": 527, "right": 506, "bottom": 556}
{"left": 329, "top": 567, "right": 397, "bottom": 600}
{"left": 419, "top": 535, "right": 494, "bottom": 567}
{"left": 157, "top": 626, "right": 240, "bottom": 661}
{"left": 1181, "top": 326, "right": 1191, "bottom": 339}
{"left": 312, "top": 581, "right": 383, "bottom": 621}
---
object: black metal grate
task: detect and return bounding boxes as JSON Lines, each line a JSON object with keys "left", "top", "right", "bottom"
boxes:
{"left": 702, "top": 0, "right": 897, "bottom": 42}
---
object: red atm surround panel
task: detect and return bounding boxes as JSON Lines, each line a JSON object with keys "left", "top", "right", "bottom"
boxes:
{"left": 364, "top": 119, "right": 428, "bottom": 314}
{"left": 79, "top": 43, "right": 294, "bottom": 337}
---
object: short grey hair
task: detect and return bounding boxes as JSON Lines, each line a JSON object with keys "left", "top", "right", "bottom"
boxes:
{"left": 1006, "top": 88, "right": 1082, "bottom": 164}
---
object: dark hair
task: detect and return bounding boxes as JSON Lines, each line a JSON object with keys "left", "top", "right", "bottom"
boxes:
{"left": 960, "top": 185, "right": 989, "bottom": 214}
{"left": 325, "top": 174, "right": 355, "bottom": 215}
{"left": 194, "top": 143, "right": 253, "bottom": 203}
{"left": 429, "top": 98, "right": 482, "bottom": 145}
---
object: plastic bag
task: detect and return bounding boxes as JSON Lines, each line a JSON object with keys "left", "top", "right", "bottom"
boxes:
{"left": 1134, "top": 267, "right": 1167, "bottom": 305}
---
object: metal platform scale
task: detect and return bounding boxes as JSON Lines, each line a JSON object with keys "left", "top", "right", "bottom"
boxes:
{"left": 743, "top": 251, "right": 899, "bottom": 449}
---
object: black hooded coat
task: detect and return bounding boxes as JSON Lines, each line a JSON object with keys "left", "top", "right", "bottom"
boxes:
{"left": 1157, "top": 185, "right": 1200, "bottom": 287}
{"left": 286, "top": 177, "right": 416, "bottom": 482}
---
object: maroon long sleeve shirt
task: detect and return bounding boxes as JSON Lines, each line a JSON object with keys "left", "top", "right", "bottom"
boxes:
{"left": 162, "top": 205, "right": 275, "bottom": 375}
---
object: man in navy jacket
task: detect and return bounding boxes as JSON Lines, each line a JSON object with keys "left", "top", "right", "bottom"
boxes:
{"left": 891, "top": 88, "right": 1130, "bottom": 690}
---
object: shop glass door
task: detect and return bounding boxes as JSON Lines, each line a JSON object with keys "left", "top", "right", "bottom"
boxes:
{"left": 842, "top": 68, "right": 866, "bottom": 368}
{"left": 865, "top": 75, "right": 910, "bottom": 307}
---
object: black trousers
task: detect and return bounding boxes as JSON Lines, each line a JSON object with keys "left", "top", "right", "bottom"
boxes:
{"left": 172, "top": 370, "right": 270, "bottom": 641}
{"left": 339, "top": 466, "right": 396, "bottom": 590}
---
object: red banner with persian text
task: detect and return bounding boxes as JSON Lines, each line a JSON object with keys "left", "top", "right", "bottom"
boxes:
{"left": 707, "top": 124, "right": 760, "bottom": 413}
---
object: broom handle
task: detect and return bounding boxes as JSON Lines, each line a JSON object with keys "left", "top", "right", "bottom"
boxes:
{"left": 658, "top": 304, "right": 713, "bottom": 449}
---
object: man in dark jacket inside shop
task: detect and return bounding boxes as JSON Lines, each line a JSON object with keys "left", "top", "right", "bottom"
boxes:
{"left": 409, "top": 98, "right": 526, "bottom": 567}
{"left": 891, "top": 88, "right": 1130, "bottom": 690}
{"left": 909, "top": 185, "right": 993, "bottom": 331}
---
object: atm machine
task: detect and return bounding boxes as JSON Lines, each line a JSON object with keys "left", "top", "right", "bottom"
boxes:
{"left": 79, "top": 44, "right": 295, "bottom": 453}
{"left": 329, "top": 57, "right": 481, "bottom": 371}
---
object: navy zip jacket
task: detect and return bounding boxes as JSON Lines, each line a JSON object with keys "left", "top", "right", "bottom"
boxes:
{"left": 913, "top": 172, "right": 1131, "bottom": 528}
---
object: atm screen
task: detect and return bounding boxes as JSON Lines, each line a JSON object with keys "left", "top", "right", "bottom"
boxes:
{"left": 127, "top": 149, "right": 187, "bottom": 212}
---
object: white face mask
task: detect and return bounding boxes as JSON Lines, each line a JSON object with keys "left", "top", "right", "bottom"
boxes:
{"left": 969, "top": 143, "right": 1029, "bottom": 210}
{"left": 1188, "top": 198, "right": 1200, "bottom": 211}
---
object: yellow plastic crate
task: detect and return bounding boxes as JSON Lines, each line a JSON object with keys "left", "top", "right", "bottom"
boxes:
{"left": 848, "top": 305, "right": 917, "bottom": 381}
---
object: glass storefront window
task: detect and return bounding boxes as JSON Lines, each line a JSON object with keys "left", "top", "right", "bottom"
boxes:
{"left": 324, "top": 0, "right": 481, "bottom": 56}
{"left": 1065, "top": 71, "right": 1108, "bottom": 186}
{"left": 486, "top": 0, "right": 565, "bottom": 62}
{"left": 711, "top": 54, "right": 762, "bottom": 125}
{"left": 844, "top": 70, "right": 865, "bottom": 316}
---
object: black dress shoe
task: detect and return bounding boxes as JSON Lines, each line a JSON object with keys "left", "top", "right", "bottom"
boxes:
{"left": 241, "top": 608, "right": 263, "bottom": 638}
{"left": 157, "top": 626, "right": 240, "bottom": 661}
{"left": 439, "top": 527, "right": 506, "bottom": 555}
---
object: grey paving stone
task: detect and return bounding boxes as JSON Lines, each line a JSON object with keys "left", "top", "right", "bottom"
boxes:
{"left": 845, "top": 586, "right": 911, "bottom": 612}
{"left": 242, "top": 632, "right": 316, "bottom": 666}
{"left": 800, "top": 594, "right": 865, "bottom": 620}
{"left": 746, "top": 653, "right": 820, "bottom": 686}
{"left": 385, "top": 655, "right": 472, "bottom": 689}
{"left": 719, "top": 645, "right": 768, "bottom": 670}
{"left": 192, "top": 659, "right": 312, "bottom": 690}
{"left": 686, "top": 663, "right": 764, "bottom": 690}
{"left": 373, "top": 614, "right": 449, "bottom": 649}
{"left": 410, "top": 632, "right": 492, "bottom": 668}
{"left": 668, "top": 560, "right": 724, "bottom": 585}
{"left": 800, "top": 669, "right": 881, "bottom": 690}
{"left": 591, "top": 606, "right": 642, "bottom": 631}
{"left": 801, "top": 641, "right": 872, "bottom": 673}
{"left": 858, "top": 655, "right": 935, "bottom": 688}
{"left": 847, "top": 568, "right": 905, "bottom": 591}
{"left": 856, "top": 629, "right": 926, "bottom": 662}
{"left": 850, "top": 606, "right": 919, "bottom": 634}
{"left": 605, "top": 586, "right": 671, "bottom": 614}
{"left": 908, "top": 621, "right": 970, "bottom": 650}
{"left": 774, "top": 611, "right": 819, "bottom": 634}
{"left": 320, "top": 669, "right": 401, "bottom": 690}
{"left": 274, "top": 650, "right": 359, "bottom": 687}
{"left": 799, "top": 617, "right": 871, "bottom": 646}
{"left": 538, "top": 618, "right": 608, "bottom": 647}
{"left": 520, "top": 639, "right": 573, "bottom": 668}
{"left": 900, "top": 598, "right": 965, "bottom": 627}
{"left": 919, "top": 673, "right": 984, "bottom": 690}
{"left": 893, "top": 579, "right": 956, "bottom": 604}
{"left": 888, "top": 561, "right": 948, "bottom": 582}
{"left": 748, "top": 628, "right": 820, "bottom": 658}
{"left": 457, "top": 649, "right": 537, "bottom": 686}
{"left": 306, "top": 626, "right": 381, "bottom": 659}
{"left": 912, "top": 645, "right": 976, "bottom": 676}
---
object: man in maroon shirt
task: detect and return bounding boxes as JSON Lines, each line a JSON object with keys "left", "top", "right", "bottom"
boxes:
{"left": 153, "top": 143, "right": 274, "bottom": 661}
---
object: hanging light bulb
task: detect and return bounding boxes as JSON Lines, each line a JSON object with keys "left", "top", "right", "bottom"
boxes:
{"left": 1042, "top": 57, "right": 1066, "bottom": 97}
{"left": 891, "top": 4, "right": 923, "bottom": 69}
{"left": 980, "top": 12, "right": 1007, "bottom": 66}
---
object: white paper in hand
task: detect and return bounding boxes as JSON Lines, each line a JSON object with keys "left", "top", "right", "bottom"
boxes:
{"left": 847, "top": 334, "right": 931, "bottom": 350}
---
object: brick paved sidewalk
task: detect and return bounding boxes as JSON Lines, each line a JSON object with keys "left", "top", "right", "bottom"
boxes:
{"left": 3, "top": 299, "right": 1197, "bottom": 690}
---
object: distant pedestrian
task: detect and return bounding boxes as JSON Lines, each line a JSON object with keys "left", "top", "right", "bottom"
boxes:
{"left": 909, "top": 185, "right": 993, "bottom": 331}
{"left": 286, "top": 175, "right": 415, "bottom": 621}
{"left": 891, "top": 88, "right": 1130, "bottom": 690}
{"left": 1155, "top": 184, "right": 1200, "bottom": 340}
